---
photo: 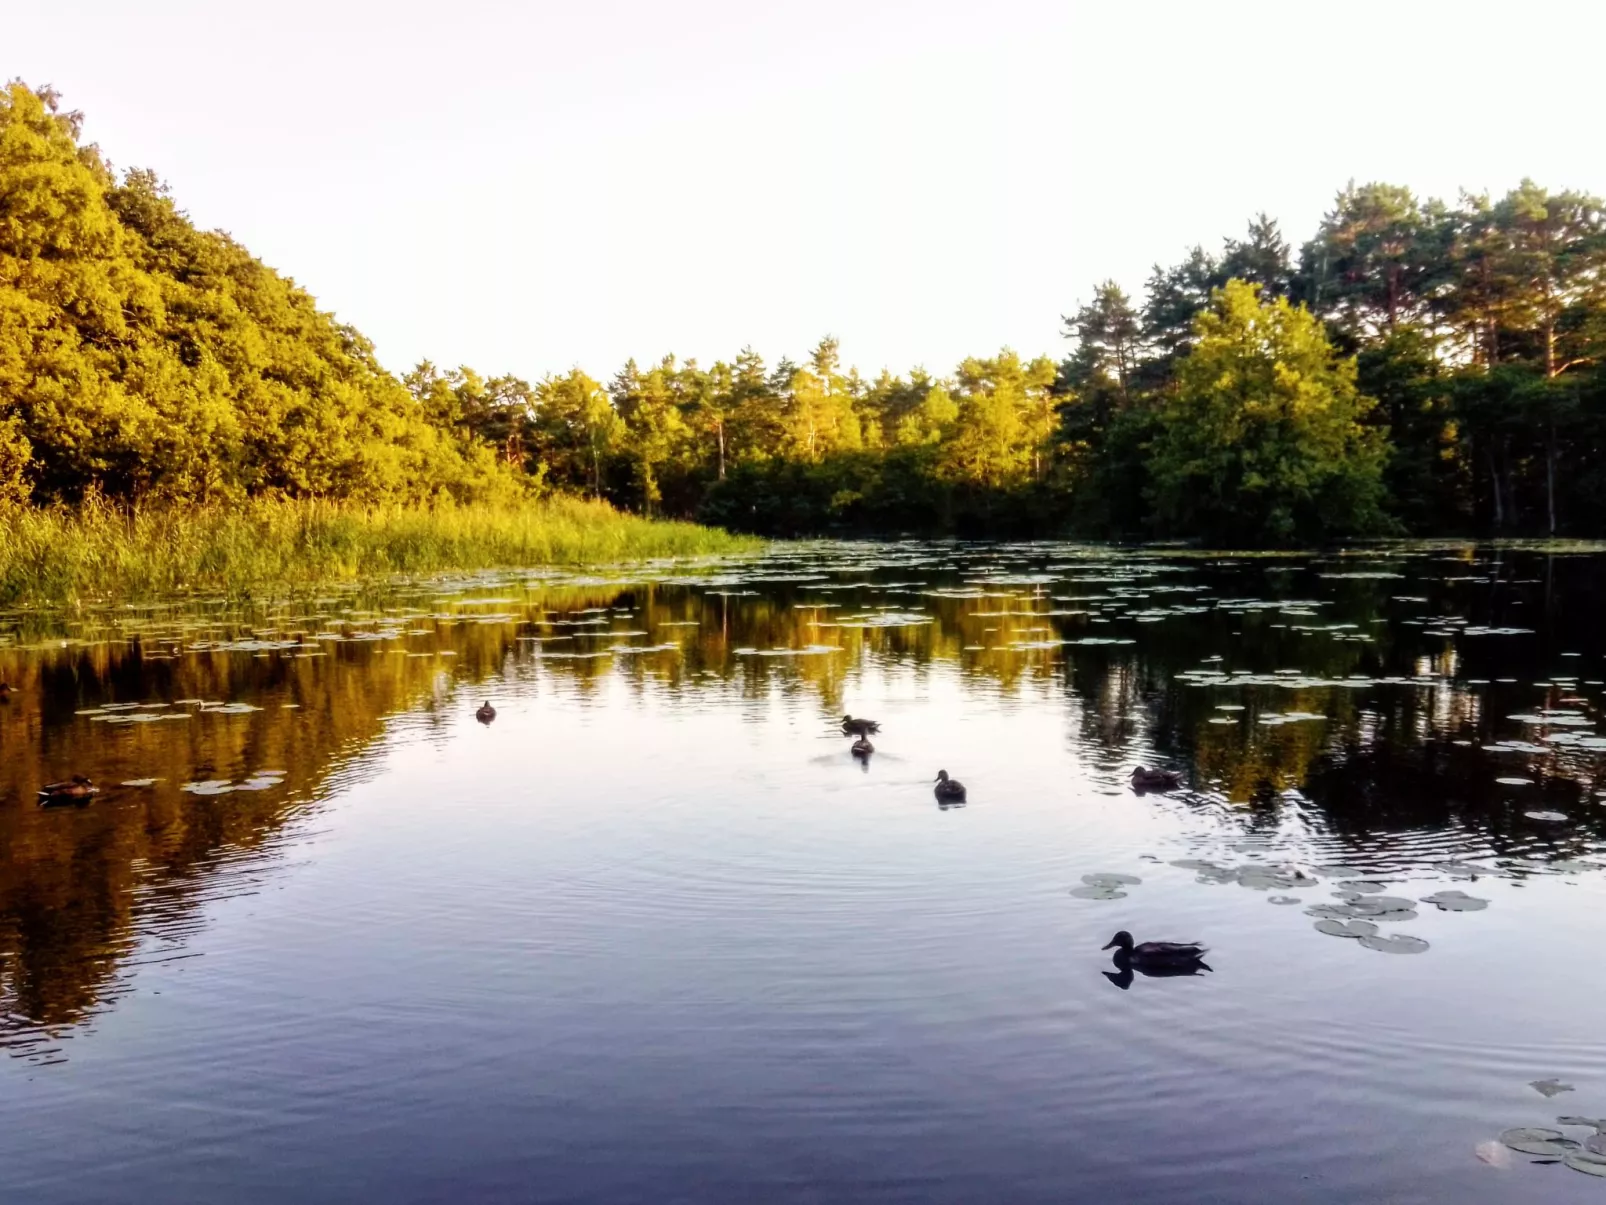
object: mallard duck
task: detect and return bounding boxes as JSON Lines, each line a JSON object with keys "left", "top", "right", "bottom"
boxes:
{"left": 934, "top": 770, "right": 966, "bottom": 803}
{"left": 1130, "top": 765, "right": 1183, "bottom": 792}
{"left": 38, "top": 775, "right": 97, "bottom": 805}
{"left": 1102, "top": 930, "right": 1207, "bottom": 966}
{"left": 475, "top": 700, "right": 496, "bottom": 724}
{"left": 851, "top": 737, "right": 874, "bottom": 758}
{"left": 841, "top": 715, "right": 881, "bottom": 737}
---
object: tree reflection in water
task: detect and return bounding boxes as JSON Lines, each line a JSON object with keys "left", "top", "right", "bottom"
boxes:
{"left": 0, "top": 540, "right": 1602, "bottom": 1059}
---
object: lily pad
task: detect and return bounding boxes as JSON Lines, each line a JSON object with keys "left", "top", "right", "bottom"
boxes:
{"left": 1170, "top": 859, "right": 1223, "bottom": 871}
{"left": 1337, "top": 880, "right": 1387, "bottom": 894}
{"left": 1525, "top": 810, "right": 1569, "bottom": 822}
{"left": 1421, "top": 890, "right": 1489, "bottom": 912}
{"left": 1566, "top": 1152, "right": 1606, "bottom": 1177}
{"left": 182, "top": 781, "right": 235, "bottom": 796}
{"left": 1314, "top": 919, "right": 1379, "bottom": 939}
{"left": 120, "top": 778, "right": 160, "bottom": 788}
{"left": 1533, "top": 1078, "right": 1576, "bottom": 1098}
{"left": 1237, "top": 869, "right": 1295, "bottom": 890}
{"left": 1365, "top": 909, "right": 1421, "bottom": 924}
{"left": 1307, "top": 904, "right": 1363, "bottom": 920}
{"left": 1357, "top": 933, "right": 1430, "bottom": 954}
{"left": 1069, "top": 885, "right": 1127, "bottom": 900}
{"left": 1082, "top": 873, "right": 1141, "bottom": 887}
{"left": 1347, "top": 896, "right": 1418, "bottom": 916}
{"left": 1267, "top": 895, "right": 1300, "bottom": 905}
{"left": 1559, "top": 1117, "right": 1606, "bottom": 1131}
{"left": 1502, "top": 1127, "right": 1576, "bottom": 1156}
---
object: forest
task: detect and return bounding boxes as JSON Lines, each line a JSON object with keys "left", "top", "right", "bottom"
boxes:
{"left": 4, "top": 79, "right": 1605, "bottom": 545}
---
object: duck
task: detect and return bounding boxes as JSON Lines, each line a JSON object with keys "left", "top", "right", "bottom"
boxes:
{"left": 475, "top": 700, "right": 496, "bottom": 724}
{"left": 1102, "top": 930, "right": 1207, "bottom": 966}
{"left": 841, "top": 715, "right": 881, "bottom": 737}
{"left": 0, "top": 682, "right": 14, "bottom": 699}
{"left": 1130, "top": 765, "right": 1183, "bottom": 792}
{"left": 38, "top": 775, "right": 97, "bottom": 805}
{"left": 850, "top": 737, "right": 874, "bottom": 758}
{"left": 933, "top": 770, "right": 966, "bottom": 803}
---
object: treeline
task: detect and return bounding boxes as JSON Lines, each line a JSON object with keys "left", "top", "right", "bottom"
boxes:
{"left": 5, "top": 81, "right": 1605, "bottom": 544}
{"left": 410, "top": 181, "right": 1606, "bottom": 543}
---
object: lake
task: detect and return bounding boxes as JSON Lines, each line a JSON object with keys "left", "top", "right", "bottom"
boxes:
{"left": 2, "top": 540, "right": 1606, "bottom": 1204}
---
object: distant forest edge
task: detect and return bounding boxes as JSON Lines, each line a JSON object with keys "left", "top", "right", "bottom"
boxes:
{"left": 4, "top": 81, "right": 1605, "bottom": 546}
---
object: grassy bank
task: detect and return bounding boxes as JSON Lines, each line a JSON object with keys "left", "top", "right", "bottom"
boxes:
{"left": 0, "top": 497, "right": 761, "bottom": 606}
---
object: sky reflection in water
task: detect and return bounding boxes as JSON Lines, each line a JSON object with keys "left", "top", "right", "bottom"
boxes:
{"left": 1, "top": 540, "right": 1606, "bottom": 1204}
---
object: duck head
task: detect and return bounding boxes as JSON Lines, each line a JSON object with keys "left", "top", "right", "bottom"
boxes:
{"left": 935, "top": 770, "right": 950, "bottom": 783}
{"left": 1102, "top": 930, "right": 1135, "bottom": 952}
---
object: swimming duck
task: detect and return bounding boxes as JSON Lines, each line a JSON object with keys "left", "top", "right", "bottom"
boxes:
{"left": 38, "top": 775, "right": 97, "bottom": 805}
{"left": 851, "top": 737, "right": 874, "bottom": 758}
{"left": 0, "top": 682, "right": 13, "bottom": 699}
{"left": 841, "top": 715, "right": 881, "bottom": 737}
{"left": 475, "top": 701, "right": 496, "bottom": 724}
{"left": 1102, "top": 930, "right": 1207, "bottom": 966}
{"left": 933, "top": 770, "right": 966, "bottom": 803}
{"left": 1130, "top": 765, "right": 1183, "bottom": 792}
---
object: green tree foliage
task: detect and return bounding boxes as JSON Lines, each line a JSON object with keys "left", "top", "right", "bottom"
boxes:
{"left": 8, "top": 79, "right": 1606, "bottom": 545}
{"left": 1, "top": 82, "right": 507, "bottom": 506}
{"left": 1148, "top": 281, "right": 1388, "bottom": 543}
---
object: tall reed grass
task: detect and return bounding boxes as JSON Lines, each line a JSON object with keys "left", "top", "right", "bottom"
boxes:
{"left": 0, "top": 496, "right": 760, "bottom": 606}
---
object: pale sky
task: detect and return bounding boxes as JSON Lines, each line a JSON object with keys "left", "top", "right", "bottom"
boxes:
{"left": 11, "top": 1, "right": 1603, "bottom": 382}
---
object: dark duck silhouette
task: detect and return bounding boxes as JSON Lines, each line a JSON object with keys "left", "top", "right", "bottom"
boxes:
{"left": 1130, "top": 765, "right": 1184, "bottom": 792}
{"left": 933, "top": 770, "right": 966, "bottom": 804}
{"left": 850, "top": 737, "right": 874, "bottom": 758}
{"left": 841, "top": 715, "right": 881, "bottom": 737}
{"left": 475, "top": 701, "right": 496, "bottom": 724}
{"left": 0, "top": 682, "right": 14, "bottom": 700}
{"left": 1102, "top": 930, "right": 1208, "bottom": 968}
{"left": 38, "top": 775, "right": 97, "bottom": 805}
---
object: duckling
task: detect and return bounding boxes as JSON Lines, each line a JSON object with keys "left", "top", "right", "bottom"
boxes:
{"left": 475, "top": 700, "right": 496, "bottom": 725}
{"left": 841, "top": 715, "right": 881, "bottom": 737}
{"left": 933, "top": 770, "right": 966, "bottom": 803}
{"left": 1130, "top": 765, "right": 1183, "bottom": 792}
{"left": 38, "top": 775, "right": 97, "bottom": 805}
{"left": 1101, "top": 930, "right": 1207, "bottom": 966}
{"left": 850, "top": 737, "right": 874, "bottom": 758}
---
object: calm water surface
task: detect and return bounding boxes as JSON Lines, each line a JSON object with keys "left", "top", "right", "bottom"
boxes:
{"left": 2, "top": 540, "right": 1606, "bottom": 1203}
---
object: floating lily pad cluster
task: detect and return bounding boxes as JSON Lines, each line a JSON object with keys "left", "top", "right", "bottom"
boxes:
{"left": 182, "top": 769, "right": 286, "bottom": 797}
{"left": 1312, "top": 919, "right": 1430, "bottom": 954}
{"left": 1496, "top": 1113, "right": 1606, "bottom": 1178}
{"left": 1070, "top": 873, "right": 1141, "bottom": 900}
{"left": 1169, "top": 858, "right": 1320, "bottom": 894}
{"left": 1421, "top": 890, "right": 1489, "bottom": 912}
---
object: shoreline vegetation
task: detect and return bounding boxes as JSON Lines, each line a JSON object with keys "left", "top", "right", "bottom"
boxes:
{"left": 4, "top": 79, "right": 1606, "bottom": 584}
{"left": 0, "top": 497, "right": 758, "bottom": 607}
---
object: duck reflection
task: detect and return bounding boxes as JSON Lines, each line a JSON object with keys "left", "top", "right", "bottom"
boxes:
{"left": 1102, "top": 956, "right": 1214, "bottom": 991}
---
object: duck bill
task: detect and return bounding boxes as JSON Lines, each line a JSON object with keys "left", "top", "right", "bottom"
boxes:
{"left": 1101, "top": 940, "right": 1119, "bottom": 950}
